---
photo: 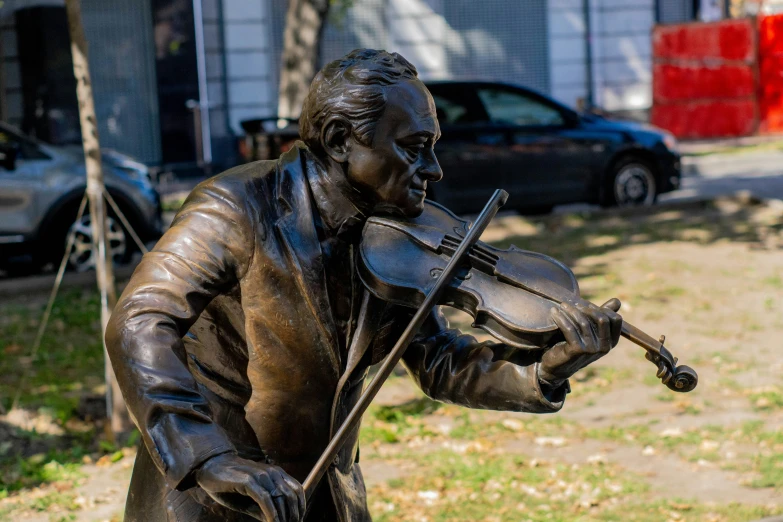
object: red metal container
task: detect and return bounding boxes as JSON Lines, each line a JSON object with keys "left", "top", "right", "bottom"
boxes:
{"left": 758, "top": 14, "right": 783, "bottom": 133}
{"left": 652, "top": 14, "right": 783, "bottom": 139}
{"left": 651, "top": 19, "right": 758, "bottom": 139}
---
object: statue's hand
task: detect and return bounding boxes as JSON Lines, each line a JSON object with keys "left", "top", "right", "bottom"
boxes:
{"left": 539, "top": 298, "right": 623, "bottom": 388}
{"left": 195, "top": 453, "right": 306, "bottom": 522}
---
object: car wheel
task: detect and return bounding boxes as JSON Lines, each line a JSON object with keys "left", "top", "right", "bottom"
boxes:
{"left": 67, "top": 213, "right": 130, "bottom": 272}
{"left": 604, "top": 158, "right": 657, "bottom": 207}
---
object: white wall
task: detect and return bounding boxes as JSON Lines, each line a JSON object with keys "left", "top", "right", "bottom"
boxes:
{"left": 590, "top": 0, "right": 655, "bottom": 111}
{"left": 386, "top": 0, "right": 448, "bottom": 80}
{"left": 548, "top": 0, "right": 588, "bottom": 108}
{"left": 549, "top": 0, "right": 655, "bottom": 112}
{"left": 208, "top": 0, "right": 276, "bottom": 135}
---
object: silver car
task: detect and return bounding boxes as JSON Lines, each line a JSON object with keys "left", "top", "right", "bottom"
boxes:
{"left": 0, "top": 122, "right": 161, "bottom": 275}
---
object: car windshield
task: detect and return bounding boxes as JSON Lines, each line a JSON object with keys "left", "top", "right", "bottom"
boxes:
{"left": 0, "top": 122, "right": 45, "bottom": 147}
{"left": 0, "top": 122, "right": 51, "bottom": 160}
{"left": 476, "top": 87, "right": 565, "bottom": 127}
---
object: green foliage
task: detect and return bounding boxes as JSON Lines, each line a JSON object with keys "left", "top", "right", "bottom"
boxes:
{"left": 0, "top": 445, "right": 87, "bottom": 492}
{"left": 370, "top": 446, "right": 781, "bottom": 521}
{"left": 750, "top": 388, "right": 783, "bottom": 411}
{"left": 328, "top": 0, "right": 356, "bottom": 26}
{"left": 373, "top": 397, "right": 442, "bottom": 423}
{"left": 750, "top": 452, "right": 783, "bottom": 489}
{"left": 0, "top": 288, "right": 103, "bottom": 418}
{"left": 371, "top": 448, "right": 651, "bottom": 522}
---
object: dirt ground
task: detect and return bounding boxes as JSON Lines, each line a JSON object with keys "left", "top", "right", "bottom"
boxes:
{"left": 1, "top": 194, "right": 782, "bottom": 521}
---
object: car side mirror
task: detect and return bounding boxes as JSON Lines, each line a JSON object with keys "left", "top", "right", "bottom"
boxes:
{"left": 0, "top": 143, "right": 18, "bottom": 171}
{"left": 564, "top": 111, "right": 581, "bottom": 128}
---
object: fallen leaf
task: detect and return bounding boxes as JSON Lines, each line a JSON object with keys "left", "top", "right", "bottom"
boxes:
{"left": 3, "top": 344, "right": 21, "bottom": 355}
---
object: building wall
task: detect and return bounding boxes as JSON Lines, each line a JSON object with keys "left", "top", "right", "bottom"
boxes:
{"left": 548, "top": 0, "right": 657, "bottom": 113}
{"left": 0, "top": 0, "right": 161, "bottom": 163}
{"left": 658, "top": 0, "right": 694, "bottom": 23}
{"left": 386, "top": 0, "right": 448, "bottom": 79}
{"left": 270, "top": 0, "right": 549, "bottom": 112}
{"left": 0, "top": 10, "right": 22, "bottom": 129}
{"left": 0, "top": 0, "right": 63, "bottom": 131}
{"left": 590, "top": 0, "right": 655, "bottom": 112}
{"left": 210, "top": 0, "right": 658, "bottom": 139}
{"left": 0, "top": 0, "right": 663, "bottom": 168}
{"left": 202, "top": 0, "right": 276, "bottom": 142}
{"left": 548, "top": 0, "right": 589, "bottom": 108}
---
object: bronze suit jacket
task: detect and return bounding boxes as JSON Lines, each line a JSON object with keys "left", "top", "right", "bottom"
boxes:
{"left": 105, "top": 145, "right": 569, "bottom": 522}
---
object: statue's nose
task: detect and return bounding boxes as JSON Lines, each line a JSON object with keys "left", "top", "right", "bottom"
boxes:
{"left": 420, "top": 151, "right": 443, "bottom": 182}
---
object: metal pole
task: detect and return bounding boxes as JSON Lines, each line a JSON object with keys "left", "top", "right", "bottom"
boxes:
{"left": 583, "top": 0, "right": 595, "bottom": 111}
{"left": 302, "top": 189, "right": 508, "bottom": 500}
{"left": 192, "top": 0, "right": 212, "bottom": 164}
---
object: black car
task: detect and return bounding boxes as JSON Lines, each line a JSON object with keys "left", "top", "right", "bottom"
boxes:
{"left": 239, "top": 81, "right": 681, "bottom": 215}
{"left": 426, "top": 81, "right": 680, "bottom": 214}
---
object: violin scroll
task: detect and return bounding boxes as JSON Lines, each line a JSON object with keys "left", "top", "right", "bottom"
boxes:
{"left": 644, "top": 336, "right": 698, "bottom": 393}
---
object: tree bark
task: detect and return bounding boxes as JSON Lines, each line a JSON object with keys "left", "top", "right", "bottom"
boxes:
{"left": 277, "top": 0, "right": 330, "bottom": 120}
{"left": 64, "top": 0, "right": 132, "bottom": 440}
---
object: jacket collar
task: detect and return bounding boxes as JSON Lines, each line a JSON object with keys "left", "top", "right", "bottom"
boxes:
{"left": 274, "top": 144, "right": 340, "bottom": 374}
{"left": 302, "top": 149, "right": 367, "bottom": 241}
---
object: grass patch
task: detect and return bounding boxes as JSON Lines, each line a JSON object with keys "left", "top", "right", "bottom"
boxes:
{"left": 0, "top": 287, "right": 138, "bottom": 515}
{"left": 1, "top": 448, "right": 87, "bottom": 492}
{"left": 750, "top": 452, "right": 783, "bottom": 489}
{"left": 370, "top": 449, "right": 649, "bottom": 522}
{"left": 161, "top": 195, "right": 186, "bottom": 212}
{"left": 763, "top": 275, "right": 782, "bottom": 289}
{"left": 0, "top": 288, "right": 104, "bottom": 418}
{"left": 748, "top": 387, "right": 783, "bottom": 411}
{"left": 570, "top": 366, "right": 633, "bottom": 398}
{"left": 367, "top": 448, "right": 781, "bottom": 521}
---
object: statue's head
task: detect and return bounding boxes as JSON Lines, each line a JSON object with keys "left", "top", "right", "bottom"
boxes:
{"left": 300, "top": 49, "right": 442, "bottom": 217}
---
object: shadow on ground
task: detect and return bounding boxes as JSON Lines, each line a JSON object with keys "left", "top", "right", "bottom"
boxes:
{"left": 486, "top": 196, "right": 782, "bottom": 300}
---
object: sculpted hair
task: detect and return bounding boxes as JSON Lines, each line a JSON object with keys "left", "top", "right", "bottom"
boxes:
{"left": 299, "top": 49, "right": 418, "bottom": 153}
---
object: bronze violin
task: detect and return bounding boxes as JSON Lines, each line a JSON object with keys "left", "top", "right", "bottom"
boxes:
{"left": 359, "top": 197, "right": 698, "bottom": 393}
{"left": 303, "top": 190, "right": 697, "bottom": 500}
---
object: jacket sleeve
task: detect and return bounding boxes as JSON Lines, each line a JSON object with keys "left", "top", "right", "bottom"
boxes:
{"left": 105, "top": 176, "right": 256, "bottom": 490}
{"left": 401, "top": 307, "right": 570, "bottom": 413}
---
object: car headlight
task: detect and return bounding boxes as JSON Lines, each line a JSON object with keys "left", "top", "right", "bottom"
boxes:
{"left": 662, "top": 132, "right": 678, "bottom": 153}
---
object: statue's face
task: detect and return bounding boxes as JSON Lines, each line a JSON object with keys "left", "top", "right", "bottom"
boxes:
{"left": 346, "top": 79, "right": 442, "bottom": 217}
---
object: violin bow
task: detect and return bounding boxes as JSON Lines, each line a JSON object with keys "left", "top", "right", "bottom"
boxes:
{"left": 302, "top": 189, "right": 509, "bottom": 502}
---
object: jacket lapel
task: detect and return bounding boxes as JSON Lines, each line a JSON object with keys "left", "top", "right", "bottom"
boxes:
{"left": 329, "top": 291, "right": 387, "bottom": 435}
{"left": 274, "top": 146, "right": 340, "bottom": 373}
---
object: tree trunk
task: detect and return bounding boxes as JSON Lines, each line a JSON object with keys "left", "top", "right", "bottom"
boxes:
{"left": 277, "top": 0, "right": 330, "bottom": 120}
{"left": 64, "top": 0, "right": 132, "bottom": 441}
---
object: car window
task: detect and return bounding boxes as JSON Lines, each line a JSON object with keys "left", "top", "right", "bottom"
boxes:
{"left": 476, "top": 88, "right": 564, "bottom": 127}
{"left": 0, "top": 128, "right": 50, "bottom": 160}
{"left": 428, "top": 87, "right": 488, "bottom": 125}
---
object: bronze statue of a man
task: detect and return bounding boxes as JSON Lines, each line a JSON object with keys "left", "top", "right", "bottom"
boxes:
{"left": 106, "top": 49, "right": 622, "bottom": 522}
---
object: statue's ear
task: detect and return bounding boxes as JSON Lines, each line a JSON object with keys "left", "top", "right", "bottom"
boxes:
{"left": 320, "top": 116, "right": 351, "bottom": 163}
